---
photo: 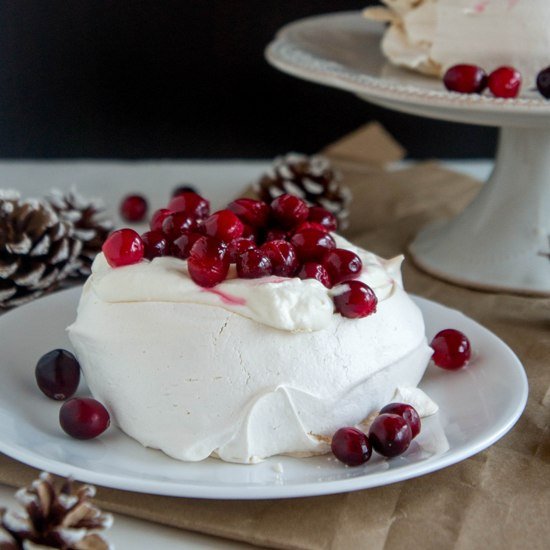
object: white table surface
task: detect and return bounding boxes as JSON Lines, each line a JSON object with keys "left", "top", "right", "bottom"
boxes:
{"left": 0, "top": 158, "right": 492, "bottom": 549}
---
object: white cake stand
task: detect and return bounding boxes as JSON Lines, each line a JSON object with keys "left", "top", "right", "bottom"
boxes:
{"left": 266, "top": 12, "right": 550, "bottom": 295}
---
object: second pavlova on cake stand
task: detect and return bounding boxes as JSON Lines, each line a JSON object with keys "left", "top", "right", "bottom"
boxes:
{"left": 266, "top": 3, "right": 550, "bottom": 295}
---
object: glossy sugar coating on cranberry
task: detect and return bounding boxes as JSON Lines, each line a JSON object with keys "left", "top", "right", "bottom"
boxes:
{"left": 59, "top": 397, "right": 110, "bottom": 440}
{"left": 290, "top": 228, "right": 336, "bottom": 262}
{"left": 167, "top": 191, "right": 210, "bottom": 219}
{"left": 171, "top": 232, "right": 202, "bottom": 260}
{"left": 536, "top": 66, "right": 550, "bottom": 99}
{"left": 333, "top": 280, "right": 377, "bottom": 319}
{"left": 322, "top": 248, "right": 362, "bottom": 284}
{"left": 430, "top": 328, "right": 471, "bottom": 370}
{"left": 228, "top": 198, "right": 270, "bottom": 228}
{"left": 380, "top": 403, "right": 421, "bottom": 439}
{"left": 120, "top": 194, "right": 148, "bottom": 222}
{"left": 265, "top": 228, "right": 289, "bottom": 242}
{"left": 172, "top": 184, "right": 198, "bottom": 197}
{"left": 368, "top": 413, "right": 412, "bottom": 458}
{"left": 203, "top": 209, "right": 244, "bottom": 242}
{"left": 102, "top": 228, "right": 144, "bottom": 268}
{"left": 488, "top": 66, "right": 521, "bottom": 98}
{"left": 161, "top": 211, "right": 198, "bottom": 239}
{"left": 298, "top": 262, "right": 332, "bottom": 288}
{"left": 331, "top": 427, "right": 372, "bottom": 467}
{"left": 237, "top": 248, "right": 273, "bottom": 279}
{"left": 295, "top": 221, "right": 328, "bottom": 234}
{"left": 35, "top": 349, "right": 80, "bottom": 401}
{"left": 260, "top": 240, "right": 299, "bottom": 277}
{"left": 443, "top": 64, "right": 488, "bottom": 94}
{"left": 270, "top": 194, "right": 309, "bottom": 229}
{"left": 188, "top": 236, "right": 229, "bottom": 287}
{"left": 141, "top": 230, "right": 168, "bottom": 260}
{"left": 227, "top": 237, "right": 256, "bottom": 263}
{"left": 308, "top": 206, "right": 338, "bottom": 231}
{"left": 241, "top": 223, "right": 258, "bottom": 240}
{"left": 150, "top": 208, "right": 172, "bottom": 232}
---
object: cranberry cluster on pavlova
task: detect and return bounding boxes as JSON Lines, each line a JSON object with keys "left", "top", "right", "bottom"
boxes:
{"left": 68, "top": 191, "right": 434, "bottom": 464}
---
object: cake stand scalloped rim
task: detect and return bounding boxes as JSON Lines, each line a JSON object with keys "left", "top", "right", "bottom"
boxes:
{"left": 266, "top": 11, "right": 550, "bottom": 115}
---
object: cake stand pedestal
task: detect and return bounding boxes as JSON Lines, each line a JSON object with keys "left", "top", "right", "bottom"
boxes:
{"left": 410, "top": 126, "right": 550, "bottom": 295}
{"left": 266, "top": 12, "right": 550, "bottom": 295}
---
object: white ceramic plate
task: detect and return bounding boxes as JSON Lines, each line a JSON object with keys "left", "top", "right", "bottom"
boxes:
{"left": 0, "top": 288, "right": 527, "bottom": 500}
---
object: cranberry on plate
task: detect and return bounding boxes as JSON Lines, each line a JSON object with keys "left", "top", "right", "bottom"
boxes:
{"left": 35, "top": 349, "right": 80, "bottom": 401}
{"left": 430, "top": 329, "right": 471, "bottom": 370}
{"left": 368, "top": 413, "right": 412, "bottom": 458}
{"left": 331, "top": 427, "right": 372, "bottom": 466}
{"left": 60, "top": 397, "right": 110, "bottom": 440}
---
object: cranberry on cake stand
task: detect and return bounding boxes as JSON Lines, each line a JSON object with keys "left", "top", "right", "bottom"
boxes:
{"left": 266, "top": 12, "right": 550, "bottom": 296}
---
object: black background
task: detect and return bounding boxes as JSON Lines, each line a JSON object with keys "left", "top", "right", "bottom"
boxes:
{"left": 0, "top": 1, "right": 496, "bottom": 159}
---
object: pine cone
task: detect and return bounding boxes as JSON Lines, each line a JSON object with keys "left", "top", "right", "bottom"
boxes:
{"left": 253, "top": 153, "right": 351, "bottom": 229}
{"left": 0, "top": 193, "right": 81, "bottom": 309}
{"left": 48, "top": 189, "right": 113, "bottom": 278}
{"left": 0, "top": 472, "right": 112, "bottom": 550}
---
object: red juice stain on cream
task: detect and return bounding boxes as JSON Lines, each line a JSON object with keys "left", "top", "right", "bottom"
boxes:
{"left": 204, "top": 288, "right": 246, "bottom": 306}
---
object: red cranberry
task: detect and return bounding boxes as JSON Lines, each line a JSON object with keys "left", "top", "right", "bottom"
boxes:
{"left": 161, "top": 211, "right": 197, "bottom": 239}
{"left": 35, "top": 349, "right": 80, "bottom": 401}
{"left": 150, "top": 208, "right": 172, "bottom": 232}
{"left": 333, "top": 280, "right": 377, "bottom": 319}
{"left": 295, "top": 221, "right": 328, "bottom": 233}
{"left": 488, "top": 66, "right": 521, "bottom": 98}
{"left": 297, "top": 262, "right": 332, "bottom": 288}
{"left": 270, "top": 194, "right": 309, "bottom": 229}
{"left": 203, "top": 210, "right": 244, "bottom": 242}
{"left": 379, "top": 403, "right": 421, "bottom": 439}
{"left": 141, "top": 230, "right": 168, "bottom": 259}
{"left": 443, "top": 64, "right": 488, "bottom": 94}
{"left": 172, "top": 184, "right": 198, "bottom": 197}
{"left": 322, "top": 248, "right": 362, "bottom": 284}
{"left": 368, "top": 413, "right": 412, "bottom": 458}
{"left": 331, "top": 427, "right": 372, "bottom": 467}
{"left": 260, "top": 240, "right": 299, "bottom": 277}
{"left": 308, "top": 206, "right": 338, "bottom": 231}
{"left": 430, "top": 329, "right": 471, "bottom": 370}
{"left": 171, "top": 232, "right": 202, "bottom": 260}
{"left": 120, "top": 194, "right": 148, "bottom": 222}
{"left": 237, "top": 248, "right": 273, "bottom": 279}
{"left": 188, "top": 236, "right": 229, "bottom": 287}
{"left": 102, "top": 229, "right": 144, "bottom": 268}
{"left": 59, "top": 397, "right": 110, "bottom": 440}
{"left": 536, "top": 66, "right": 550, "bottom": 99}
{"left": 241, "top": 223, "right": 258, "bottom": 240}
{"left": 228, "top": 198, "right": 270, "bottom": 228}
{"left": 290, "top": 228, "right": 336, "bottom": 262}
{"left": 167, "top": 192, "right": 210, "bottom": 219}
{"left": 227, "top": 237, "right": 256, "bottom": 263}
{"left": 265, "top": 228, "right": 289, "bottom": 242}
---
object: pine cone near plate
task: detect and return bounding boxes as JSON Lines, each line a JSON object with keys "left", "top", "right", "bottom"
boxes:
{"left": 0, "top": 193, "right": 81, "bottom": 309}
{"left": 253, "top": 153, "right": 351, "bottom": 229}
{"left": 48, "top": 189, "right": 113, "bottom": 278}
{"left": 0, "top": 472, "right": 113, "bottom": 550}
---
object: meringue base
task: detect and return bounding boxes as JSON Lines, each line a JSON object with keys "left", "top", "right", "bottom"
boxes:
{"left": 68, "top": 284, "right": 432, "bottom": 464}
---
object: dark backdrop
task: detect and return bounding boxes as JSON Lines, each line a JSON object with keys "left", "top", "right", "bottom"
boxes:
{"left": 0, "top": 1, "right": 496, "bottom": 159}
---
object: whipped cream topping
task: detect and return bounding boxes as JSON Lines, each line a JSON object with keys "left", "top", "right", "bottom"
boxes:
{"left": 88, "top": 234, "right": 401, "bottom": 332}
{"left": 365, "top": 0, "right": 550, "bottom": 87}
{"left": 68, "top": 236, "right": 433, "bottom": 464}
